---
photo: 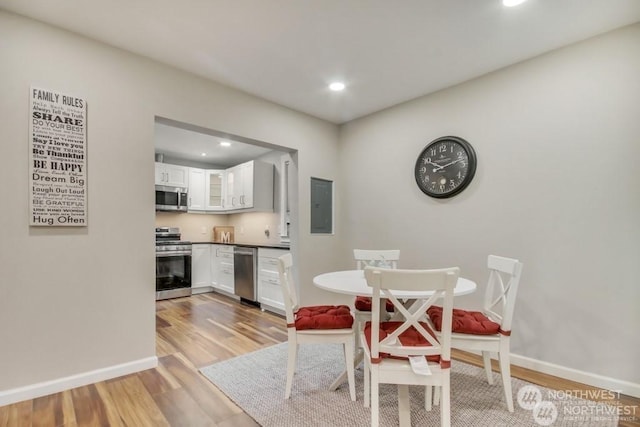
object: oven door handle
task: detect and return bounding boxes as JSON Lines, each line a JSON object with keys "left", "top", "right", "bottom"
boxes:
{"left": 156, "top": 251, "right": 192, "bottom": 257}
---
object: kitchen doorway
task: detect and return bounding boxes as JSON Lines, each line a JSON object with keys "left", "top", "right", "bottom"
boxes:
{"left": 152, "top": 116, "right": 299, "bottom": 307}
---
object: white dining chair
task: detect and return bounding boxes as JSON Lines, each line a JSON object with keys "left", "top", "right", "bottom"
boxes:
{"left": 277, "top": 253, "right": 357, "bottom": 401}
{"left": 353, "top": 249, "right": 400, "bottom": 346}
{"left": 361, "top": 265, "right": 458, "bottom": 427}
{"left": 426, "top": 255, "right": 523, "bottom": 412}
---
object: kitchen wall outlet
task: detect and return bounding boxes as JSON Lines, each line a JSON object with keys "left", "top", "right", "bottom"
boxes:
{"left": 239, "top": 226, "right": 244, "bottom": 234}
{"left": 200, "top": 226, "right": 207, "bottom": 234}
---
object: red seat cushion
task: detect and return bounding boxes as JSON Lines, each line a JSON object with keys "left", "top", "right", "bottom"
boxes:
{"left": 294, "top": 305, "right": 354, "bottom": 330}
{"left": 363, "top": 321, "right": 440, "bottom": 363}
{"left": 354, "top": 296, "right": 395, "bottom": 312}
{"left": 427, "top": 305, "right": 501, "bottom": 335}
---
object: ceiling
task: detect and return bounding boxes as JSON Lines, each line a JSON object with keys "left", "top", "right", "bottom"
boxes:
{"left": 154, "top": 121, "right": 274, "bottom": 166}
{"left": 2, "top": 1, "right": 640, "bottom": 125}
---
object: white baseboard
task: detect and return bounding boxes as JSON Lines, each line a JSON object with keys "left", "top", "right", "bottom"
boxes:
{"left": 0, "top": 356, "right": 158, "bottom": 407}
{"left": 509, "top": 353, "right": 640, "bottom": 398}
{"left": 191, "top": 286, "right": 214, "bottom": 295}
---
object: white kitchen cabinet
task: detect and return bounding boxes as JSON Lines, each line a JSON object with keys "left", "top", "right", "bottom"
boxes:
{"left": 240, "top": 161, "right": 254, "bottom": 207}
{"left": 212, "top": 244, "right": 234, "bottom": 295}
{"left": 188, "top": 168, "right": 206, "bottom": 211}
{"left": 191, "top": 244, "right": 212, "bottom": 294}
{"left": 225, "top": 160, "right": 273, "bottom": 212}
{"left": 188, "top": 168, "right": 226, "bottom": 212}
{"left": 205, "top": 169, "right": 226, "bottom": 211}
{"left": 257, "top": 248, "right": 288, "bottom": 314}
{"left": 225, "top": 164, "right": 242, "bottom": 210}
{"left": 155, "top": 162, "right": 189, "bottom": 188}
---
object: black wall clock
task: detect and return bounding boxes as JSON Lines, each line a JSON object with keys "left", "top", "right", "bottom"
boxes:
{"left": 414, "top": 136, "right": 477, "bottom": 199}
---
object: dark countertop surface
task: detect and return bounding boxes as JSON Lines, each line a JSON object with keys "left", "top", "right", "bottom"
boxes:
{"left": 192, "top": 241, "right": 290, "bottom": 250}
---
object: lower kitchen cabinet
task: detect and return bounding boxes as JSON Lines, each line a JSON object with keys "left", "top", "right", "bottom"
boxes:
{"left": 257, "top": 248, "right": 288, "bottom": 314}
{"left": 212, "top": 244, "right": 234, "bottom": 295}
{"left": 191, "top": 244, "right": 212, "bottom": 294}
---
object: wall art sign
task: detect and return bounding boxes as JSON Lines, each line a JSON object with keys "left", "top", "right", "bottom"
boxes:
{"left": 29, "top": 86, "right": 87, "bottom": 226}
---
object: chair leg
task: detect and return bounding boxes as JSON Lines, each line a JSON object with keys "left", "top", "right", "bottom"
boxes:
{"left": 434, "top": 385, "right": 440, "bottom": 406}
{"left": 363, "top": 356, "right": 370, "bottom": 407}
{"left": 498, "top": 340, "right": 514, "bottom": 412}
{"left": 398, "top": 384, "right": 411, "bottom": 427}
{"left": 344, "top": 339, "right": 356, "bottom": 401}
{"left": 425, "top": 386, "right": 432, "bottom": 411}
{"left": 371, "top": 369, "right": 379, "bottom": 427}
{"left": 482, "top": 351, "right": 494, "bottom": 385}
{"left": 440, "top": 375, "right": 451, "bottom": 427}
{"left": 285, "top": 341, "right": 297, "bottom": 399}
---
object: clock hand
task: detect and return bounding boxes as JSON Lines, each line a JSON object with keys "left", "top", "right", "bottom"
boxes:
{"left": 433, "top": 158, "right": 464, "bottom": 171}
{"left": 425, "top": 159, "right": 443, "bottom": 172}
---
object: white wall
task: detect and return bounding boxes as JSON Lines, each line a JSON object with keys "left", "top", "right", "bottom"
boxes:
{"left": 0, "top": 10, "right": 340, "bottom": 397}
{"left": 2, "top": 7, "right": 638, "bottom": 403}
{"left": 338, "top": 24, "right": 640, "bottom": 386}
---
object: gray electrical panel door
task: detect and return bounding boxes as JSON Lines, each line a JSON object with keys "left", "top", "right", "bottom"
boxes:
{"left": 310, "top": 178, "right": 333, "bottom": 234}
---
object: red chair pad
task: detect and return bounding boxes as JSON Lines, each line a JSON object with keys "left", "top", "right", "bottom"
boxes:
{"left": 354, "top": 296, "right": 395, "bottom": 312}
{"left": 363, "top": 321, "right": 440, "bottom": 363}
{"left": 294, "top": 305, "right": 354, "bottom": 330}
{"left": 427, "top": 305, "right": 501, "bottom": 335}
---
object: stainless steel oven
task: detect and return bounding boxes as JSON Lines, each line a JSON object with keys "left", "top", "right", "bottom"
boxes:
{"left": 155, "top": 227, "right": 192, "bottom": 300}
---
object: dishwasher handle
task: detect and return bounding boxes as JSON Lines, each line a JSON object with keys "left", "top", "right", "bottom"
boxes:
{"left": 234, "top": 247, "right": 256, "bottom": 256}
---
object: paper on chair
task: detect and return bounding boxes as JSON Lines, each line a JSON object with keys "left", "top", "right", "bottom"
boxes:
{"left": 409, "top": 356, "right": 432, "bottom": 376}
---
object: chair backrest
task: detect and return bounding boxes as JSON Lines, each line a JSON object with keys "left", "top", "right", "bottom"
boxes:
{"left": 483, "top": 255, "right": 524, "bottom": 333}
{"left": 353, "top": 249, "right": 400, "bottom": 270}
{"left": 277, "top": 253, "right": 298, "bottom": 325}
{"left": 364, "top": 266, "right": 459, "bottom": 366}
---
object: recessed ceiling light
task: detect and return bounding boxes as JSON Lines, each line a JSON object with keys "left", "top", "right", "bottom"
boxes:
{"left": 329, "top": 82, "right": 345, "bottom": 91}
{"left": 200, "top": 152, "right": 207, "bottom": 156}
{"left": 220, "top": 141, "right": 231, "bottom": 147}
{"left": 503, "top": 0, "right": 527, "bottom": 7}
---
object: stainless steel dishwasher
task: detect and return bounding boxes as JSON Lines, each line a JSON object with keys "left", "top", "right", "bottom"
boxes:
{"left": 233, "top": 246, "right": 258, "bottom": 303}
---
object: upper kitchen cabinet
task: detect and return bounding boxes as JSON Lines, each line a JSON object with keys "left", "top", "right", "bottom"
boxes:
{"left": 206, "top": 170, "right": 225, "bottom": 211}
{"left": 226, "top": 160, "right": 273, "bottom": 212}
{"left": 188, "top": 168, "right": 226, "bottom": 212}
{"left": 155, "top": 162, "right": 189, "bottom": 188}
{"left": 187, "top": 168, "right": 206, "bottom": 210}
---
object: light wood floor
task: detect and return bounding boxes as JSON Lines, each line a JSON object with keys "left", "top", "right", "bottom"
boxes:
{"left": 0, "top": 292, "right": 637, "bottom": 426}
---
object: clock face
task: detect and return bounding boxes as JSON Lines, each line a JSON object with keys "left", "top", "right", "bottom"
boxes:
{"left": 414, "top": 136, "right": 477, "bottom": 198}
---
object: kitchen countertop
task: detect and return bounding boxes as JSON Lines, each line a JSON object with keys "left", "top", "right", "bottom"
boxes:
{"left": 192, "top": 241, "right": 290, "bottom": 250}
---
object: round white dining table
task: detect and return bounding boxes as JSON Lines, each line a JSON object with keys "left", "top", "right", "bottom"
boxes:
{"left": 313, "top": 269, "right": 477, "bottom": 298}
{"left": 312, "top": 269, "right": 477, "bottom": 393}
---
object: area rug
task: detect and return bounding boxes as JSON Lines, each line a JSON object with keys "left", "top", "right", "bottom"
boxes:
{"left": 200, "top": 343, "right": 618, "bottom": 426}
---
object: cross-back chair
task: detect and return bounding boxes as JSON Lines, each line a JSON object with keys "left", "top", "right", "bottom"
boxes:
{"left": 362, "top": 265, "right": 459, "bottom": 427}
{"left": 427, "top": 255, "right": 523, "bottom": 412}
{"left": 353, "top": 249, "right": 400, "bottom": 344}
{"left": 277, "top": 253, "right": 357, "bottom": 401}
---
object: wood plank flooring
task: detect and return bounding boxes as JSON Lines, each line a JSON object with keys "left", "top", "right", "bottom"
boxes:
{"left": 0, "top": 292, "right": 637, "bottom": 426}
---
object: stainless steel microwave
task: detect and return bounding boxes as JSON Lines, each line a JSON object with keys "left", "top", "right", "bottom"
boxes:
{"left": 155, "top": 186, "right": 188, "bottom": 212}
